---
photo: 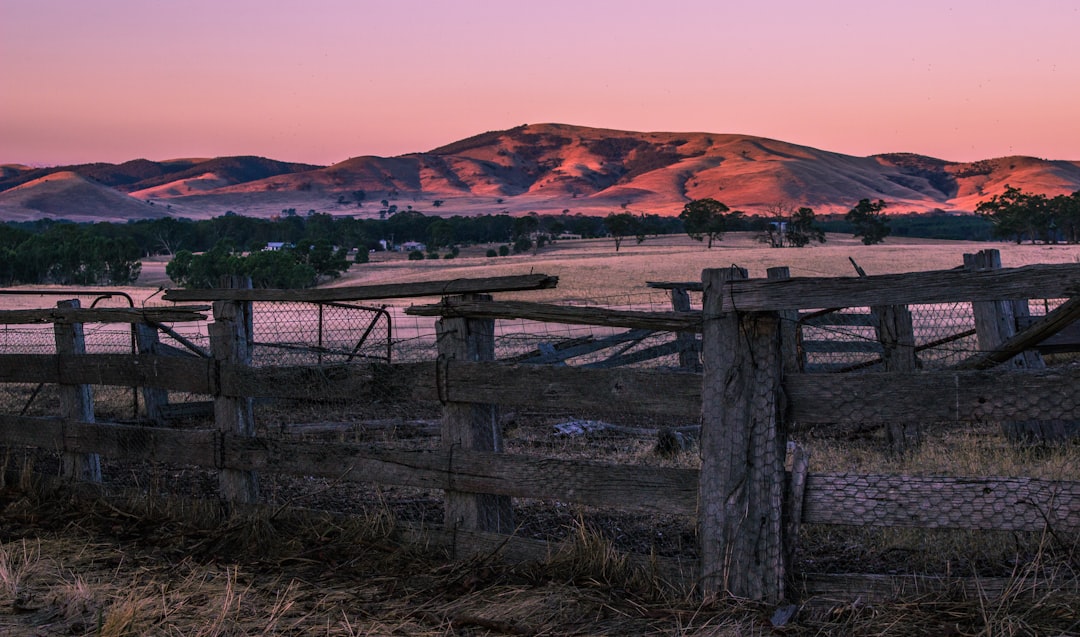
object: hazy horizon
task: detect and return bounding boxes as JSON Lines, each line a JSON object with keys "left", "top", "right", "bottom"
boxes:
{"left": 3, "top": 0, "right": 1078, "bottom": 166}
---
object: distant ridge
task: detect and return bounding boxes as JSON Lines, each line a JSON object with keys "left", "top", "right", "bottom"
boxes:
{"left": 3, "top": 124, "right": 1078, "bottom": 222}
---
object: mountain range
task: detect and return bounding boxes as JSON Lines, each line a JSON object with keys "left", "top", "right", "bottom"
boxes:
{"left": 3, "top": 123, "right": 1079, "bottom": 223}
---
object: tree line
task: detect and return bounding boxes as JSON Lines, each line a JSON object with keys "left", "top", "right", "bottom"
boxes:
{"left": 0, "top": 193, "right": 1019, "bottom": 288}
{"left": 974, "top": 186, "right": 1080, "bottom": 244}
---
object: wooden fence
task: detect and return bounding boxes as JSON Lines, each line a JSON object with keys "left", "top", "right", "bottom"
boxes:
{"left": 1, "top": 261, "right": 1079, "bottom": 605}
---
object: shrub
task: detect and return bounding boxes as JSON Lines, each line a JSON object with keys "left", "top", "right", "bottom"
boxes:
{"left": 486, "top": 248, "right": 498, "bottom": 258}
{"left": 407, "top": 250, "right": 424, "bottom": 261}
{"left": 498, "top": 245, "right": 510, "bottom": 257}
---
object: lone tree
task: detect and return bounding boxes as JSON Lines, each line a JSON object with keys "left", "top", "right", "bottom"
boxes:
{"left": 679, "top": 198, "right": 731, "bottom": 248}
{"left": 786, "top": 206, "right": 826, "bottom": 247}
{"left": 846, "top": 198, "right": 891, "bottom": 245}
{"left": 603, "top": 212, "right": 641, "bottom": 252}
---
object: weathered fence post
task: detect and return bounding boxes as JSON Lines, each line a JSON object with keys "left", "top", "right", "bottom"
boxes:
{"left": 54, "top": 299, "right": 102, "bottom": 483}
{"left": 134, "top": 322, "right": 169, "bottom": 425}
{"left": 670, "top": 285, "right": 702, "bottom": 372}
{"left": 873, "top": 303, "right": 919, "bottom": 453}
{"left": 767, "top": 267, "right": 800, "bottom": 374}
{"left": 965, "top": 249, "right": 1045, "bottom": 371}
{"left": 698, "top": 267, "right": 787, "bottom": 602}
{"left": 437, "top": 293, "right": 514, "bottom": 549}
{"left": 965, "top": 249, "right": 1054, "bottom": 442}
{"left": 209, "top": 276, "right": 258, "bottom": 504}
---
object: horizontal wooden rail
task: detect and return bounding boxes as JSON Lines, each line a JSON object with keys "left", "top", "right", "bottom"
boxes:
{"left": 3, "top": 415, "right": 1078, "bottom": 533}
{"left": 719, "top": 263, "right": 1080, "bottom": 311}
{"left": 425, "top": 360, "right": 703, "bottom": 418}
{"left": 162, "top": 274, "right": 558, "bottom": 302}
{"left": 0, "top": 415, "right": 217, "bottom": 466}
{"left": 406, "top": 299, "right": 702, "bottom": 332}
{"left": 0, "top": 306, "right": 210, "bottom": 325}
{"left": 2, "top": 353, "right": 1078, "bottom": 426}
{"left": 802, "top": 474, "right": 1080, "bottom": 532}
{"left": 0, "top": 354, "right": 215, "bottom": 394}
{"left": 225, "top": 438, "right": 697, "bottom": 515}
{"left": 786, "top": 366, "right": 1080, "bottom": 424}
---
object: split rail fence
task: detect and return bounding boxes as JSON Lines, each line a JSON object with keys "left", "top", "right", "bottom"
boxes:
{"left": 1, "top": 255, "right": 1078, "bottom": 605}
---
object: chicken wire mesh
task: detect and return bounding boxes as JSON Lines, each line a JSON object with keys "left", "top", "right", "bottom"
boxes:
{"left": 0, "top": 291, "right": 141, "bottom": 421}
{"left": 797, "top": 298, "right": 1068, "bottom": 373}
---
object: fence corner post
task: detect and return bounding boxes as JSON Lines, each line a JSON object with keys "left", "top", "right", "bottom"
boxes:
{"left": 54, "top": 299, "right": 102, "bottom": 483}
{"left": 209, "top": 276, "right": 258, "bottom": 505}
{"left": 436, "top": 293, "right": 514, "bottom": 552}
{"left": 698, "top": 267, "right": 787, "bottom": 603}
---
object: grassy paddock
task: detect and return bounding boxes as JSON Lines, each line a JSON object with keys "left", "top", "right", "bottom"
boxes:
{"left": 2, "top": 237, "right": 1079, "bottom": 634}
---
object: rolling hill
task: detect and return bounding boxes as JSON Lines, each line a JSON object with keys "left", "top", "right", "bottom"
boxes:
{"left": 3, "top": 124, "right": 1078, "bottom": 222}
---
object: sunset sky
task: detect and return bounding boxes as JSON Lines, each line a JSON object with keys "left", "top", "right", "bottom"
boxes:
{"left": 2, "top": 0, "right": 1078, "bottom": 167}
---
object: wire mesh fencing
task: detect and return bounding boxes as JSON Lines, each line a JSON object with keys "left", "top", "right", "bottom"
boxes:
{"left": 0, "top": 290, "right": 141, "bottom": 421}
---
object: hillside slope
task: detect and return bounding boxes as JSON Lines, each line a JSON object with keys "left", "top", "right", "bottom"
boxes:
{"left": 4, "top": 124, "right": 1078, "bottom": 221}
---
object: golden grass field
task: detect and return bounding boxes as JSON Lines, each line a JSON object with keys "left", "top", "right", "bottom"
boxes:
{"left": 2, "top": 235, "right": 1079, "bottom": 635}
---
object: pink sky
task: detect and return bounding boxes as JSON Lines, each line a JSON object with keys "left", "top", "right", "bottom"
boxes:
{"left": 2, "top": 0, "right": 1078, "bottom": 166}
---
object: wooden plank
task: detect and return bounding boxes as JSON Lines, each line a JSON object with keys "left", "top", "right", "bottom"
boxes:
{"left": 223, "top": 437, "right": 698, "bottom": 515}
{"left": 219, "top": 362, "right": 378, "bottom": 400}
{"left": 0, "top": 354, "right": 214, "bottom": 393}
{"left": 802, "top": 474, "right": 1080, "bottom": 533}
{"left": 721, "top": 263, "right": 1080, "bottom": 311}
{"left": 163, "top": 274, "right": 559, "bottom": 302}
{"left": 0, "top": 415, "right": 217, "bottom": 466}
{"left": 514, "top": 329, "right": 656, "bottom": 365}
{"left": 0, "top": 414, "right": 64, "bottom": 447}
{"left": 786, "top": 367, "right": 1080, "bottom": 424}
{"left": 954, "top": 295, "right": 1080, "bottom": 370}
{"left": 1017, "top": 314, "right": 1080, "bottom": 352}
{"left": 581, "top": 340, "right": 681, "bottom": 369}
{"left": 0, "top": 306, "right": 209, "bottom": 325}
{"left": 407, "top": 299, "right": 702, "bottom": 332}
{"left": 427, "top": 360, "right": 702, "bottom": 419}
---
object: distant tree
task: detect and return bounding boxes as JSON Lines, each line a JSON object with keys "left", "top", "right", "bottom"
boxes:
{"left": 512, "top": 215, "right": 539, "bottom": 241}
{"left": 486, "top": 248, "right": 498, "bottom": 258}
{"left": 603, "top": 212, "right": 640, "bottom": 252}
{"left": 512, "top": 236, "right": 533, "bottom": 254}
{"left": 679, "top": 198, "right": 731, "bottom": 248}
{"left": 846, "top": 199, "right": 891, "bottom": 245}
{"left": 407, "top": 249, "right": 425, "bottom": 261}
{"left": 975, "top": 185, "right": 1050, "bottom": 244}
{"left": 785, "top": 207, "right": 826, "bottom": 247}
{"left": 498, "top": 245, "right": 510, "bottom": 257}
{"left": 1048, "top": 190, "right": 1080, "bottom": 243}
{"left": 760, "top": 201, "right": 795, "bottom": 248}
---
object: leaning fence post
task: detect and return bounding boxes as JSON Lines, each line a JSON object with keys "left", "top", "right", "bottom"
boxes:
{"left": 209, "top": 276, "right": 258, "bottom": 504}
{"left": 698, "top": 267, "right": 787, "bottom": 602}
{"left": 54, "top": 299, "right": 102, "bottom": 483}
{"left": 437, "top": 293, "right": 514, "bottom": 551}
